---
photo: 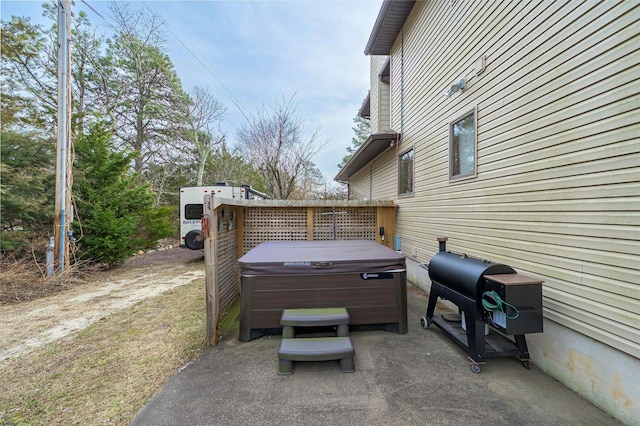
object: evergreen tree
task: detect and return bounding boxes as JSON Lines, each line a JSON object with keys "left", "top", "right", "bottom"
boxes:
{"left": 72, "top": 124, "right": 171, "bottom": 267}
{"left": 0, "top": 131, "right": 55, "bottom": 249}
{"left": 1, "top": 9, "right": 107, "bottom": 136}
{"left": 0, "top": 16, "right": 57, "bottom": 130}
{"left": 106, "top": 3, "right": 189, "bottom": 172}
{"left": 204, "top": 141, "right": 267, "bottom": 193}
{"left": 338, "top": 115, "right": 370, "bottom": 170}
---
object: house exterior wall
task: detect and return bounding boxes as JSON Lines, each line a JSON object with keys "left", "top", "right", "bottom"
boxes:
{"left": 378, "top": 76, "right": 391, "bottom": 132}
{"left": 370, "top": 56, "right": 391, "bottom": 133}
{"left": 370, "top": 148, "right": 396, "bottom": 201}
{"left": 349, "top": 147, "right": 397, "bottom": 201}
{"left": 349, "top": 165, "right": 371, "bottom": 201}
{"left": 349, "top": 54, "right": 398, "bottom": 201}
{"left": 364, "top": 0, "right": 640, "bottom": 422}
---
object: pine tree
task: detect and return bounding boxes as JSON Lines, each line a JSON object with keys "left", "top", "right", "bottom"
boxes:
{"left": 0, "top": 131, "right": 55, "bottom": 249}
{"left": 338, "top": 115, "right": 370, "bottom": 170}
{"left": 72, "top": 124, "right": 170, "bottom": 266}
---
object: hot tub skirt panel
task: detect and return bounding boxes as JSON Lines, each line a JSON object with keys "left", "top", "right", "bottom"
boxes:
{"left": 239, "top": 272, "right": 407, "bottom": 341}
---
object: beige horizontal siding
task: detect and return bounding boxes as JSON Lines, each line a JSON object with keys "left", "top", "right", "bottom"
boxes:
{"left": 369, "top": 56, "right": 388, "bottom": 134}
{"left": 379, "top": 81, "right": 391, "bottom": 131}
{"left": 375, "top": 0, "right": 640, "bottom": 357}
{"left": 371, "top": 147, "right": 396, "bottom": 200}
{"left": 349, "top": 165, "right": 371, "bottom": 200}
{"left": 348, "top": 146, "right": 397, "bottom": 201}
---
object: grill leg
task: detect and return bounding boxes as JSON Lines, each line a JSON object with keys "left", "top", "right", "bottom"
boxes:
{"left": 466, "top": 310, "right": 486, "bottom": 364}
{"left": 514, "top": 334, "right": 530, "bottom": 359}
{"left": 425, "top": 282, "right": 441, "bottom": 319}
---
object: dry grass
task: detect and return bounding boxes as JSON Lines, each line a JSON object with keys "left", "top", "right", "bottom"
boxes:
{"left": 0, "top": 279, "right": 206, "bottom": 425}
{"left": 0, "top": 237, "right": 184, "bottom": 306}
{"left": 0, "top": 253, "right": 98, "bottom": 306}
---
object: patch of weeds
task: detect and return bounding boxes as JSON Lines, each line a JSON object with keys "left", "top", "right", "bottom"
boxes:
{"left": 219, "top": 298, "right": 241, "bottom": 340}
{"left": 24, "top": 397, "right": 39, "bottom": 410}
{"left": 41, "top": 344, "right": 61, "bottom": 357}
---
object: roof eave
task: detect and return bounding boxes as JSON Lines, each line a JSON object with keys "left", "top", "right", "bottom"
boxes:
{"left": 364, "top": 1, "right": 416, "bottom": 56}
{"left": 334, "top": 131, "right": 400, "bottom": 182}
{"left": 358, "top": 92, "right": 371, "bottom": 118}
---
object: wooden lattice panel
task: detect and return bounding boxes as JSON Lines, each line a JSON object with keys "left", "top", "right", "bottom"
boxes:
{"left": 216, "top": 207, "right": 240, "bottom": 312}
{"left": 242, "top": 207, "right": 308, "bottom": 253}
{"left": 313, "top": 208, "right": 377, "bottom": 241}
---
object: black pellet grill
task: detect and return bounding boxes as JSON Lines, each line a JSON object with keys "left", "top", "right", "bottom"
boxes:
{"left": 421, "top": 238, "right": 543, "bottom": 373}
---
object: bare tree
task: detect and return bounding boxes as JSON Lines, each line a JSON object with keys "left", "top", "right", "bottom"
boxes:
{"left": 323, "top": 182, "right": 348, "bottom": 200}
{"left": 289, "top": 160, "right": 324, "bottom": 200}
{"left": 237, "top": 96, "right": 325, "bottom": 200}
{"left": 184, "top": 86, "right": 226, "bottom": 185}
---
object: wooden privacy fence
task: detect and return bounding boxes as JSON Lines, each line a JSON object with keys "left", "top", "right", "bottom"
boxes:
{"left": 202, "top": 197, "right": 396, "bottom": 345}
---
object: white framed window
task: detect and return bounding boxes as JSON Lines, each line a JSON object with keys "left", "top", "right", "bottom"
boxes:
{"left": 449, "top": 107, "right": 477, "bottom": 180}
{"left": 398, "top": 148, "right": 414, "bottom": 195}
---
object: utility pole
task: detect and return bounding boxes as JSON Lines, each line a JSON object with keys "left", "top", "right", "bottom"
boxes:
{"left": 53, "top": 0, "right": 72, "bottom": 273}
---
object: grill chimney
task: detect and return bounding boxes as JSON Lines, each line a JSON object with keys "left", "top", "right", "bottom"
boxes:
{"left": 437, "top": 236, "right": 448, "bottom": 253}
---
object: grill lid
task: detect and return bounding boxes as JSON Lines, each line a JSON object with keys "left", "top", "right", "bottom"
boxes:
{"left": 428, "top": 251, "right": 515, "bottom": 298}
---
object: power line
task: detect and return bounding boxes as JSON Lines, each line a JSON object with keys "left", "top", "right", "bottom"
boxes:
{"left": 80, "top": 0, "right": 118, "bottom": 32}
{"left": 138, "top": 0, "right": 253, "bottom": 131}
{"left": 81, "top": 0, "right": 248, "bottom": 133}
{"left": 80, "top": 0, "right": 108, "bottom": 24}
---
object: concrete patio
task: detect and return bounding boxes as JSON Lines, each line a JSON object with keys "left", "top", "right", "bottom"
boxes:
{"left": 131, "top": 285, "right": 620, "bottom": 425}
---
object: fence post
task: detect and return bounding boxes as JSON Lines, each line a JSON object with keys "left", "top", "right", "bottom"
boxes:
{"left": 307, "top": 207, "right": 314, "bottom": 241}
{"left": 377, "top": 206, "right": 396, "bottom": 249}
{"left": 204, "top": 196, "right": 220, "bottom": 346}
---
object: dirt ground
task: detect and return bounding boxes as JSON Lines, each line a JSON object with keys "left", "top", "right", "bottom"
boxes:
{"left": 0, "top": 247, "right": 205, "bottom": 362}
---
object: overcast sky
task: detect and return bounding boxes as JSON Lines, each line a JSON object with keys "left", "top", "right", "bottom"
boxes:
{"left": 2, "top": 0, "right": 382, "bottom": 182}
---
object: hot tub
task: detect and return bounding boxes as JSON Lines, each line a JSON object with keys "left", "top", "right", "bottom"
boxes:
{"left": 238, "top": 240, "right": 407, "bottom": 341}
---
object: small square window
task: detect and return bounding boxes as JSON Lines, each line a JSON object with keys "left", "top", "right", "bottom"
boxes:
{"left": 450, "top": 108, "right": 477, "bottom": 180}
{"left": 399, "top": 148, "right": 414, "bottom": 195}
{"left": 184, "top": 203, "right": 203, "bottom": 220}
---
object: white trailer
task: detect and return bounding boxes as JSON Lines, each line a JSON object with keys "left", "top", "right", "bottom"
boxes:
{"left": 179, "top": 184, "right": 268, "bottom": 249}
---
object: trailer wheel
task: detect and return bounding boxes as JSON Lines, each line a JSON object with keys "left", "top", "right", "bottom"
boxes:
{"left": 420, "top": 317, "right": 431, "bottom": 329}
{"left": 184, "top": 230, "right": 204, "bottom": 250}
{"left": 470, "top": 364, "right": 481, "bottom": 374}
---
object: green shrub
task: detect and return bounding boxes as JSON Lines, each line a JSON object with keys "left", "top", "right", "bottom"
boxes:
{"left": 0, "top": 230, "right": 30, "bottom": 251}
{"left": 72, "top": 124, "right": 164, "bottom": 267}
{"left": 136, "top": 205, "right": 175, "bottom": 249}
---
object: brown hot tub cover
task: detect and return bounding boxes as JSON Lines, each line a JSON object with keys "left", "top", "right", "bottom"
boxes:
{"left": 238, "top": 240, "right": 406, "bottom": 275}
